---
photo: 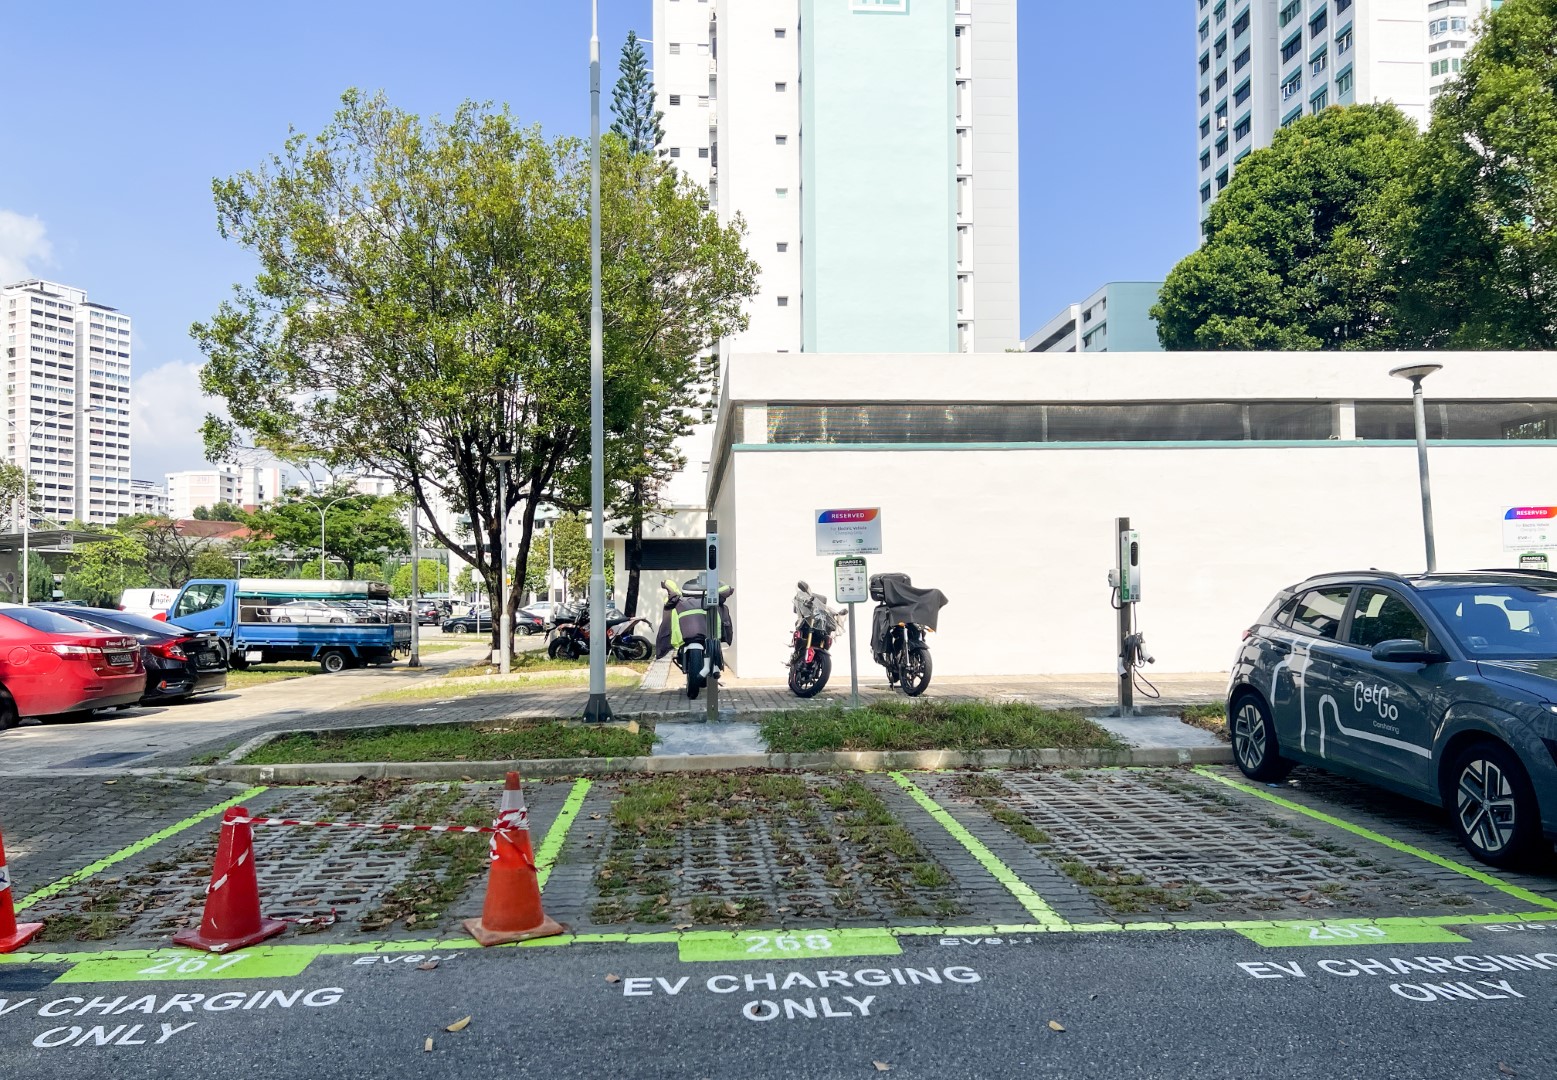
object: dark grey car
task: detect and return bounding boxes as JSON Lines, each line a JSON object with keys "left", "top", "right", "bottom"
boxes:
{"left": 1228, "top": 570, "right": 1557, "bottom": 868}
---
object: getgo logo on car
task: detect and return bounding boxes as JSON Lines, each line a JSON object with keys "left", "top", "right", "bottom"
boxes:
{"left": 1355, "top": 681, "right": 1399, "bottom": 728}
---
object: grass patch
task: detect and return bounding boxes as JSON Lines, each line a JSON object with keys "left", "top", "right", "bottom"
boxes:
{"left": 240, "top": 720, "right": 657, "bottom": 764}
{"left": 363, "top": 673, "right": 638, "bottom": 704}
{"left": 447, "top": 653, "right": 651, "bottom": 678}
{"left": 359, "top": 784, "right": 491, "bottom": 932}
{"left": 416, "top": 643, "right": 468, "bottom": 656}
{"left": 226, "top": 664, "right": 317, "bottom": 689}
{"left": 1180, "top": 703, "right": 1229, "bottom": 741}
{"left": 760, "top": 700, "right": 1127, "bottom": 753}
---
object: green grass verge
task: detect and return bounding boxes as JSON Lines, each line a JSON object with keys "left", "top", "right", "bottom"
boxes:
{"left": 362, "top": 673, "right": 638, "bottom": 704}
{"left": 759, "top": 700, "right": 1127, "bottom": 753}
{"left": 446, "top": 652, "right": 651, "bottom": 678}
{"left": 240, "top": 720, "right": 657, "bottom": 764}
{"left": 225, "top": 664, "right": 318, "bottom": 689}
{"left": 1180, "top": 703, "right": 1229, "bottom": 742}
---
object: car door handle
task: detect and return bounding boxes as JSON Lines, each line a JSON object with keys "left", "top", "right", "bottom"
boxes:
{"left": 215, "top": 621, "right": 228, "bottom": 627}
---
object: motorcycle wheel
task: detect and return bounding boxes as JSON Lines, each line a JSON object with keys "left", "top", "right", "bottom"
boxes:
{"left": 620, "top": 634, "right": 653, "bottom": 662}
{"left": 547, "top": 637, "right": 571, "bottom": 660}
{"left": 787, "top": 651, "right": 832, "bottom": 698}
{"left": 685, "top": 644, "right": 704, "bottom": 700}
{"left": 902, "top": 647, "right": 933, "bottom": 697}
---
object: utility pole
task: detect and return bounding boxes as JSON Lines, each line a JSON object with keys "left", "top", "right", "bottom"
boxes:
{"left": 583, "top": 0, "right": 613, "bottom": 724}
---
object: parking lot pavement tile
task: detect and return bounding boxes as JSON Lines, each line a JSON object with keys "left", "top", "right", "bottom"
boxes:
{"left": 19, "top": 779, "right": 569, "bottom": 950}
{"left": 915, "top": 766, "right": 1530, "bottom": 923}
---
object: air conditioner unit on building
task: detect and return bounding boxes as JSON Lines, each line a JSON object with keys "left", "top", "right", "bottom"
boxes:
{"left": 1218, "top": 117, "right": 1228, "bottom": 129}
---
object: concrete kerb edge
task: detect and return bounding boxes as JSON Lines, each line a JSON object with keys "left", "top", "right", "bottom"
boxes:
{"left": 204, "top": 744, "right": 1233, "bottom": 783}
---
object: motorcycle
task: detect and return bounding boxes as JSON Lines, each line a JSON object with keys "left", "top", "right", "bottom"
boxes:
{"left": 786, "top": 581, "right": 844, "bottom": 698}
{"left": 658, "top": 578, "right": 734, "bottom": 699}
{"left": 546, "top": 602, "right": 653, "bottom": 662}
{"left": 869, "top": 573, "right": 948, "bottom": 697}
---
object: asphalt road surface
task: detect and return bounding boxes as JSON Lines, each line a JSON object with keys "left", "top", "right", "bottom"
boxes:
{"left": 5, "top": 922, "right": 1557, "bottom": 1079}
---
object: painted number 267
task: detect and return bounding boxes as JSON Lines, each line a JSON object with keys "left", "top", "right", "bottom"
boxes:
{"left": 1307, "top": 924, "right": 1387, "bottom": 941}
{"left": 745, "top": 933, "right": 833, "bottom": 954}
{"left": 138, "top": 954, "right": 249, "bottom": 975}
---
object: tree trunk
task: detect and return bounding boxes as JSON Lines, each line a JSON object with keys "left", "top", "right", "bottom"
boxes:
{"left": 624, "top": 511, "right": 643, "bottom": 616}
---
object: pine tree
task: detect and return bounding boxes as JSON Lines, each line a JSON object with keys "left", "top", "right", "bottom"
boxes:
{"left": 610, "top": 30, "right": 664, "bottom": 155}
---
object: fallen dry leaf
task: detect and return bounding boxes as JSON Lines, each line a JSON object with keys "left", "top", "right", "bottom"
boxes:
{"left": 626, "top": 720, "right": 640, "bottom": 734}
{"left": 722, "top": 901, "right": 740, "bottom": 917}
{"left": 445, "top": 1016, "right": 471, "bottom": 1033}
{"left": 1048, "top": 1021, "right": 1066, "bottom": 1032}
{"left": 675, "top": 924, "right": 693, "bottom": 931}
{"left": 873, "top": 1063, "right": 891, "bottom": 1073}
{"left": 605, "top": 973, "right": 621, "bottom": 983}
{"left": 590, "top": 813, "right": 602, "bottom": 820}
{"left": 417, "top": 961, "right": 439, "bottom": 971}
{"left": 423, "top": 1038, "right": 433, "bottom": 1053}
{"left": 103, "top": 780, "right": 118, "bottom": 786}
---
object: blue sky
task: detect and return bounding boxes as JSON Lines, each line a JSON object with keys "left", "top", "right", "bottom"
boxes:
{"left": 0, "top": 0, "right": 1194, "bottom": 481}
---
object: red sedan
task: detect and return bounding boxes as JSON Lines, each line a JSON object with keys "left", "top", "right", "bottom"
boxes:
{"left": 0, "top": 604, "right": 147, "bottom": 728}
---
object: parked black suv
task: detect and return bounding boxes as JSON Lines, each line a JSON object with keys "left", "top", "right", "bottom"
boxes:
{"left": 1228, "top": 570, "right": 1557, "bottom": 867}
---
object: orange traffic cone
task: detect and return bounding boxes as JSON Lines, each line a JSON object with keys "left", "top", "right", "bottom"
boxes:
{"left": 173, "top": 806, "right": 286, "bottom": 953}
{"left": 464, "top": 771, "right": 564, "bottom": 946}
{"left": 0, "top": 827, "right": 42, "bottom": 953}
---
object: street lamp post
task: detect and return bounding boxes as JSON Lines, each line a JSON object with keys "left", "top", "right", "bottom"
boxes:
{"left": 1389, "top": 362, "right": 1444, "bottom": 573}
{"left": 584, "top": 0, "right": 613, "bottom": 724}
{"left": 491, "top": 452, "right": 516, "bottom": 675}
{"left": 303, "top": 495, "right": 356, "bottom": 581}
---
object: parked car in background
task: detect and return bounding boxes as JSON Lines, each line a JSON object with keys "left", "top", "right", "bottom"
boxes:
{"left": 415, "top": 601, "right": 442, "bottom": 626}
{"left": 267, "top": 600, "right": 348, "bottom": 624}
{"left": 525, "top": 602, "right": 560, "bottom": 625}
{"left": 39, "top": 604, "right": 228, "bottom": 703}
{"left": 119, "top": 588, "right": 179, "bottom": 619}
{"left": 515, "top": 609, "right": 546, "bottom": 636}
{"left": 442, "top": 608, "right": 493, "bottom": 635}
{"left": 0, "top": 604, "right": 146, "bottom": 728}
{"left": 1228, "top": 569, "right": 1557, "bottom": 868}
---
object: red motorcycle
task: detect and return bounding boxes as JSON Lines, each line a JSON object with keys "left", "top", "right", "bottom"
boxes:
{"left": 786, "top": 582, "right": 844, "bottom": 698}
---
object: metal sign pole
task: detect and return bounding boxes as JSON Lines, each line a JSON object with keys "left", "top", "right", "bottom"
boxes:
{"left": 847, "top": 602, "right": 859, "bottom": 709}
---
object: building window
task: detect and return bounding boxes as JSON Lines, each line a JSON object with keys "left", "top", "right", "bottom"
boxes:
{"left": 1312, "top": 49, "right": 1328, "bottom": 77}
{"left": 1214, "top": 0, "right": 1226, "bottom": 22}
{"left": 1201, "top": 183, "right": 1213, "bottom": 204}
{"left": 697, "top": 147, "right": 709, "bottom": 158}
{"left": 777, "top": 242, "right": 788, "bottom": 252}
{"left": 1200, "top": 150, "right": 1211, "bottom": 171}
{"left": 1199, "top": 52, "right": 1211, "bottom": 75}
{"left": 1215, "top": 34, "right": 1227, "bottom": 59}
{"left": 1233, "top": 46, "right": 1250, "bottom": 72}
{"left": 1310, "top": 9, "right": 1327, "bottom": 37}
{"left": 776, "top": 188, "right": 788, "bottom": 198}
{"left": 1232, "top": 7, "right": 1250, "bottom": 37}
{"left": 1216, "top": 69, "right": 1229, "bottom": 90}
{"left": 1311, "top": 88, "right": 1329, "bottom": 113}
{"left": 1281, "top": 34, "right": 1302, "bottom": 63}
{"left": 777, "top": 296, "right": 789, "bottom": 307}
{"left": 1282, "top": 72, "right": 1303, "bottom": 100}
{"left": 1216, "top": 134, "right": 1229, "bottom": 157}
{"left": 1336, "top": 0, "right": 1351, "bottom": 10}
{"left": 669, "top": 43, "right": 681, "bottom": 54}
{"left": 1336, "top": 28, "right": 1352, "bottom": 54}
{"left": 669, "top": 147, "right": 681, "bottom": 158}
{"left": 669, "top": 94, "right": 681, "bottom": 105}
{"left": 698, "top": 95, "right": 709, "bottom": 107}
{"left": 1279, "top": 0, "right": 1301, "bottom": 26}
{"left": 775, "top": 27, "right": 786, "bottom": 37}
{"left": 776, "top": 134, "right": 788, "bottom": 144}
{"left": 775, "top": 82, "right": 787, "bottom": 92}
{"left": 1336, "top": 67, "right": 1354, "bottom": 97}
{"left": 1199, "top": 18, "right": 1210, "bottom": 41}
{"left": 1200, "top": 116, "right": 1211, "bottom": 138}
{"left": 1216, "top": 168, "right": 1230, "bottom": 191}
{"left": 1200, "top": 86, "right": 1211, "bottom": 106}
{"left": 1234, "top": 115, "right": 1251, "bottom": 140}
{"left": 1233, "top": 79, "right": 1251, "bottom": 107}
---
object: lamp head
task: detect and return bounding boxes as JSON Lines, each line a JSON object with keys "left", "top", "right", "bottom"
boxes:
{"left": 1388, "top": 362, "right": 1443, "bottom": 383}
{"left": 490, "top": 451, "right": 516, "bottom": 466}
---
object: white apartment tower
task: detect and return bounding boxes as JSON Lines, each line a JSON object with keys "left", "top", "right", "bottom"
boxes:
{"left": 652, "top": 0, "right": 1020, "bottom": 356}
{"left": 1, "top": 279, "right": 133, "bottom": 524}
{"left": 1196, "top": 0, "right": 1502, "bottom": 225}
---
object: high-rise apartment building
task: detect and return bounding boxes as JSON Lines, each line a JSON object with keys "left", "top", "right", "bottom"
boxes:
{"left": 165, "top": 468, "right": 241, "bottom": 519}
{"left": 1024, "top": 283, "right": 1165, "bottom": 354}
{"left": 130, "top": 479, "right": 169, "bottom": 517}
{"left": 1, "top": 279, "right": 133, "bottom": 525}
{"left": 1195, "top": 0, "right": 1502, "bottom": 224}
{"left": 653, "top": 0, "right": 1020, "bottom": 356}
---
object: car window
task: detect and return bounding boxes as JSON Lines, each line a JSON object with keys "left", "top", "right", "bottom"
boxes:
{"left": 1272, "top": 596, "right": 1299, "bottom": 628}
{"left": 0, "top": 606, "right": 101, "bottom": 634}
{"left": 175, "top": 584, "right": 228, "bottom": 619}
{"left": 1290, "top": 587, "right": 1352, "bottom": 639}
{"left": 1347, "top": 588, "right": 1430, "bottom": 650}
{"left": 1422, "top": 585, "right": 1557, "bottom": 659}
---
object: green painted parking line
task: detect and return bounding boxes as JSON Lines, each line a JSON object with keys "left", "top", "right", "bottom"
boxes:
{"left": 1235, "top": 919, "right": 1471, "bottom": 948}
{"left": 52, "top": 946, "right": 319, "bottom": 983}
{"left": 888, "top": 771, "right": 1069, "bottom": 930}
{"left": 1193, "top": 767, "right": 1557, "bottom": 913}
{"left": 16, "top": 786, "right": 269, "bottom": 911}
{"left": 677, "top": 928, "right": 901, "bottom": 963}
{"left": 535, "top": 778, "right": 590, "bottom": 890}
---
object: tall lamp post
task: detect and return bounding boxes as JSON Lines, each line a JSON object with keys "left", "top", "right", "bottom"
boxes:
{"left": 491, "top": 452, "right": 515, "bottom": 675}
{"left": 584, "top": 0, "right": 613, "bottom": 723}
{"left": 302, "top": 494, "right": 356, "bottom": 581}
{"left": 536, "top": 504, "right": 559, "bottom": 605}
{"left": 5, "top": 415, "right": 33, "bottom": 605}
{"left": 1389, "top": 362, "right": 1443, "bottom": 573}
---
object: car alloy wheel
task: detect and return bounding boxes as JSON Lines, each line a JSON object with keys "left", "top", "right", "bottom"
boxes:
{"left": 1233, "top": 701, "right": 1267, "bottom": 771}
{"left": 1456, "top": 757, "right": 1518, "bottom": 856}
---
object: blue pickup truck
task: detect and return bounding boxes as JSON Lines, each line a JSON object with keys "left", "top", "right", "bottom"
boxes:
{"left": 162, "top": 579, "right": 411, "bottom": 673}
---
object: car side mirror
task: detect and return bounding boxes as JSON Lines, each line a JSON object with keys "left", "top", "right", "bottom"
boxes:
{"left": 1370, "top": 638, "right": 1446, "bottom": 665}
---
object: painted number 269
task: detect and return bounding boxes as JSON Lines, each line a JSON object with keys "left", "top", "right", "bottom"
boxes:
{"left": 1307, "top": 923, "right": 1386, "bottom": 941}
{"left": 745, "top": 933, "right": 833, "bottom": 954}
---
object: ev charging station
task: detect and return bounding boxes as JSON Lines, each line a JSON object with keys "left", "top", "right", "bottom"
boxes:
{"left": 704, "top": 520, "right": 720, "bottom": 720}
{"left": 1108, "top": 516, "right": 1152, "bottom": 717}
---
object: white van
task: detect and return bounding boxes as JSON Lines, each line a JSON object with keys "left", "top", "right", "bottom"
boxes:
{"left": 119, "top": 588, "right": 180, "bottom": 619}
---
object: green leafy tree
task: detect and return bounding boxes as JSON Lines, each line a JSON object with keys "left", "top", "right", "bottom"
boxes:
{"left": 194, "top": 91, "right": 756, "bottom": 641}
{"left": 65, "top": 532, "right": 150, "bottom": 605}
{"left": 190, "top": 549, "right": 238, "bottom": 579}
{"left": 611, "top": 30, "right": 664, "bottom": 155}
{"left": 1153, "top": 104, "right": 1421, "bottom": 350}
{"left": 240, "top": 550, "right": 287, "bottom": 578}
{"left": 244, "top": 491, "right": 408, "bottom": 579}
{"left": 389, "top": 559, "right": 449, "bottom": 598}
{"left": 1398, "top": 0, "right": 1557, "bottom": 347}
{"left": 28, "top": 552, "right": 54, "bottom": 602}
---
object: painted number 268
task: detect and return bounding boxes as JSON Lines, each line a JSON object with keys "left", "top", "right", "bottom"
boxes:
{"left": 745, "top": 933, "right": 832, "bottom": 954}
{"left": 1307, "top": 924, "right": 1386, "bottom": 941}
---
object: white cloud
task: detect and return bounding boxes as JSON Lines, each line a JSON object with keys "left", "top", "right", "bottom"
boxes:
{"left": 0, "top": 210, "right": 52, "bottom": 285}
{"left": 131, "top": 359, "right": 227, "bottom": 483}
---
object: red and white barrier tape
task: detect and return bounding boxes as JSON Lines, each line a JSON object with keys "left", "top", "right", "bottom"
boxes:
{"left": 224, "top": 813, "right": 529, "bottom": 835}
